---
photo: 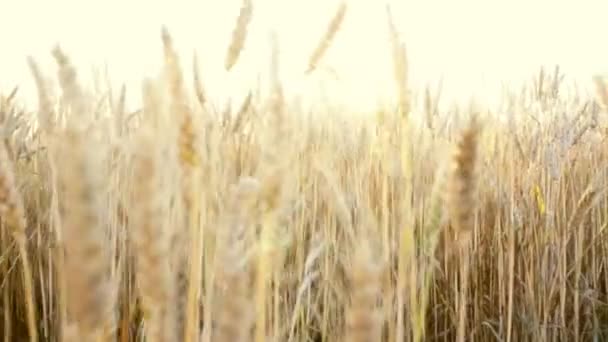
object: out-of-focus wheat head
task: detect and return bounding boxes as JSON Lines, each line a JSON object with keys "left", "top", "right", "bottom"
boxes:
{"left": 225, "top": 0, "right": 253, "bottom": 71}
{"left": 593, "top": 76, "right": 608, "bottom": 138}
{"left": 306, "top": 1, "right": 347, "bottom": 74}
{"left": 51, "top": 46, "right": 89, "bottom": 125}
{"left": 568, "top": 185, "right": 600, "bottom": 230}
{"left": 27, "top": 56, "right": 55, "bottom": 132}
{"left": 593, "top": 76, "right": 608, "bottom": 103}
{"left": 55, "top": 127, "right": 113, "bottom": 341}
{"left": 0, "top": 138, "right": 38, "bottom": 342}
{"left": 267, "top": 30, "right": 286, "bottom": 131}
{"left": 386, "top": 5, "right": 409, "bottom": 118}
{"left": 0, "top": 141, "right": 28, "bottom": 244}
{"left": 446, "top": 115, "right": 480, "bottom": 249}
{"left": 192, "top": 53, "right": 207, "bottom": 107}
{"left": 160, "top": 27, "right": 200, "bottom": 186}
{"left": 211, "top": 177, "right": 259, "bottom": 342}
{"left": 129, "top": 127, "right": 175, "bottom": 342}
{"left": 50, "top": 46, "right": 115, "bottom": 340}
{"left": 160, "top": 27, "right": 204, "bottom": 342}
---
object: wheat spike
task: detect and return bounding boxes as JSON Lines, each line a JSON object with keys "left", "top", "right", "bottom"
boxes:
{"left": 268, "top": 30, "right": 285, "bottom": 127}
{"left": 306, "top": 1, "right": 347, "bottom": 74}
{"left": 193, "top": 52, "right": 207, "bottom": 107}
{"left": 386, "top": 5, "right": 409, "bottom": 118}
{"left": 211, "top": 178, "right": 258, "bottom": 342}
{"left": 26, "top": 56, "right": 55, "bottom": 131}
{"left": 0, "top": 141, "right": 37, "bottom": 342}
{"left": 568, "top": 185, "right": 600, "bottom": 229}
{"left": 0, "top": 142, "right": 27, "bottom": 243}
{"left": 225, "top": 0, "right": 253, "bottom": 71}
{"left": 161, "top": 26, "right": 203, "bottom": 342}
{"left": 447, "top": 115, "right": 480, "bottom": 248}
{"left": 55, "top": 128, "right": 112, "bottom": 341}
{"left": 129, "top": 127, "right": 176, "bottom": 342}
{"left": 593, "top": 75, "right": 608, "bottom": 110}
{"left": 51, "top": 46, "right": 88, "bottom": 124}
{"left": 161, "top": 26, "right": 200, "bottom": 172}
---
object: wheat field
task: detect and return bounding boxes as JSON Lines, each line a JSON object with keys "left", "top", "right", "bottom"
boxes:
{"left": 1, "top": 2, "right": 608, "bottom": 342}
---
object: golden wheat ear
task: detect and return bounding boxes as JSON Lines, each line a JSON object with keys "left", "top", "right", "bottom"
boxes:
{"left": 129, "top": 127, "right": 176, "bottom": 342}
{"left": 0, "top": 140, "right": 38, "bottom": 342}
{"left": 225, "top": 0, "right": 253, "bottom": 71}
{"left": 55, "top": 128, "right": 113, "bottom": 341}
{"left": 26, "top": 56, "right": 55, "bottom": 131}
{"left": 386, "top": 4, "right": 409, "bottom": 118}
{"left": 51, "top": 46, "right": 88, "bottom": 123}
{"left": 593, "top": 75, "right": 608, "bottom": 110}
{"left": 192, "top": 52, "right": 206, "bottom": 107}
{"left": 159, "top": 26, "right": 205, "bottom": 342}
{"left": 446, "top": 114, "right": 480, "bottom": 250}
{"left": 306, "top": 1, "right": 347, "bottom": 74}
{"left": 210, "top": 178, "right": 258, "bottom": 342}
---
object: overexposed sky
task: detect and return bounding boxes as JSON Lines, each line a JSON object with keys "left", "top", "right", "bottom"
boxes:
{"left": 1, "top": 0, "right": 607, "bottom": 113}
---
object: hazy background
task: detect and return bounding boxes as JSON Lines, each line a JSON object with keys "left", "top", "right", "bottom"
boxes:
{"left": 1, "top": 0, "right": 607, "bottom": 113}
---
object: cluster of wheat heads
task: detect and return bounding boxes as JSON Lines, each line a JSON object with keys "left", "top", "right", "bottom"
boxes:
{"left": 2, "top": 1, "right": 608, "bottom": 342}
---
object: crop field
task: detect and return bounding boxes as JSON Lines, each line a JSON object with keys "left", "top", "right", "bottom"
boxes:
{"left": 1, "top": 2, "right": 608, "bottom": 342}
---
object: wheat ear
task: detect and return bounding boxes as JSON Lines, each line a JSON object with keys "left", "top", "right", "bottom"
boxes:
{"left": 51, "top": 46, "right": 88, "bottom": 124}
{"left": 55, "top": 128, "right": 112, "bottom": 341}
{"left": 161, "top": 26, "right": 203, "bottom": 342}
{"left": 225, "top": 0, "right": 253, "bottom": 71}
{"left": 447, "top": 115, "right": 480, "bottom": 248}
{"left": 306, "top": 1, "right": 347, "bottom": 74}
{"left": 211, "top": 178, "right": 258, "bottom": 342}
{"left": 386, "top": 5, "right": 409, "bottom": 118}
{"left": 445, "top": 115, "right": 480, "bottom": 342}
{"left": 26, "top": 56, "right": 55, "bottom": 132}
{"left": 0, "top": 141, "right": 37, "bottom": 342}
{"left": 129, "top": 127, "right": 176, "bottom": 342}
{"left": 193, "top": 52, "right": 206, "bottom": 107}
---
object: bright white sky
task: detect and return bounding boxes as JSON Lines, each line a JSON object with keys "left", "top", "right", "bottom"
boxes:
{"left": 1, "top": 0, "right": 607, "bottom": 113}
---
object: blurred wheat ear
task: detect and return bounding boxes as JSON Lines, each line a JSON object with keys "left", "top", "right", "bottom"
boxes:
{"left": 0, "top": 139, "right": 37, "bottom": 342}
{"left": 225, "top": 0, "right": 253, "bottom": 71}
{"left": 447, "top": 114, "right": 480, "bottom": 250}
{"left": 129, "top": 126, "right": 176, "bottom": 342}
{"left": 54, "top": 128, "right": 113, "bottom": 341}
{"left": 306, "top": 1, "right": 347, "bottom": 74}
